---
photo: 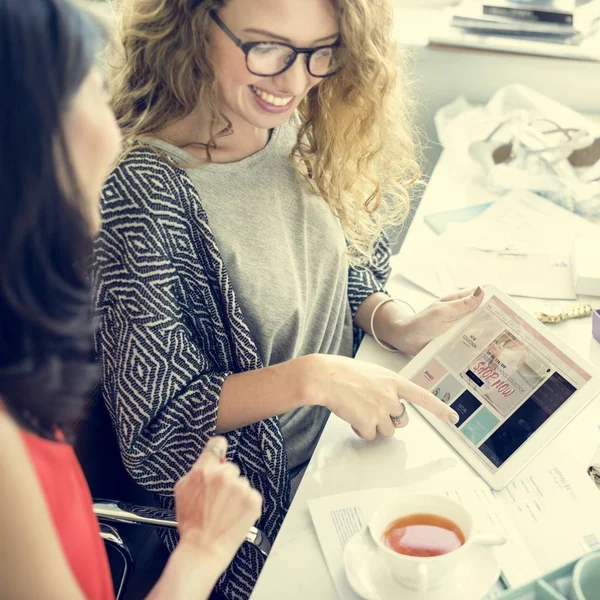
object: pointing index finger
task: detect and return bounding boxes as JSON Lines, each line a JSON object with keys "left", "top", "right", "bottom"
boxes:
{"left": 396, "top": 377, "right": 459, "bottom": 425}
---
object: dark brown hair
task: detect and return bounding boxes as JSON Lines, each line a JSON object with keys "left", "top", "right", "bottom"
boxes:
{"left": 0, "top": 0, "right": 103, "bottom": 439}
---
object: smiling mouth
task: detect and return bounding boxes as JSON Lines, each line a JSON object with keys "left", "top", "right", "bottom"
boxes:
{"left": 251, "top": 85, "right": 293, "bottom": 107}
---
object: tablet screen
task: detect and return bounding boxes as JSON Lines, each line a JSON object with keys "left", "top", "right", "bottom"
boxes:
{"left": 411, "top": 296, "right": 593, "bottom": 471}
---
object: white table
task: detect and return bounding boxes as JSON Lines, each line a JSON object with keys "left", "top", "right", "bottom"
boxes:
{"left": 249, "top": 151, "right": 600, "bottom": 600}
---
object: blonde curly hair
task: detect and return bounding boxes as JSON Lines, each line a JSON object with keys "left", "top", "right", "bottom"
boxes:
{"left": 110, "top": 0, "right": 420, "bottom": 265}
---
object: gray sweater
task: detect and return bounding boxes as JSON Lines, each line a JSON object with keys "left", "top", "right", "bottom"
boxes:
{"left": 146, "top": 120, "right": 354, "bottom": 490}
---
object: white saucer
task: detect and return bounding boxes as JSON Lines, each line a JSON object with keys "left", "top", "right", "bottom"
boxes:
{"left": 343, "top": 527, "right": 501, "bottom": 600}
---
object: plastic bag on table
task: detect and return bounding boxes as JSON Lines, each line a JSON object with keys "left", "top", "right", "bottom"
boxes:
{"left": 434, "top": 84, "right": 600, "bottom": 218}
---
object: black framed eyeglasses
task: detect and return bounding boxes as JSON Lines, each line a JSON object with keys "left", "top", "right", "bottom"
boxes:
{"left": 209, "top": 10, "right": 341, "bottom": 78}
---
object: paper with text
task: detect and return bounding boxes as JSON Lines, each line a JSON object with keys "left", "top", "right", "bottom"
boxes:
{"left": 309, "top": 478, "right": 520, "bottom": 600}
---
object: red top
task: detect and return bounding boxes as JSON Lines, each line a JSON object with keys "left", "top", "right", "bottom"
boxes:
{"left": 21, "top": 430, "right": 115, "bottom": 600}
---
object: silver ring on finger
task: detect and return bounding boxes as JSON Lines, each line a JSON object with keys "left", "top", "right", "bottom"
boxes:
{"left": 390, "top": 402, "right": 408, "bottom": 428}
{"left": 206, "top": 442, "right": 227, "bottom": 462}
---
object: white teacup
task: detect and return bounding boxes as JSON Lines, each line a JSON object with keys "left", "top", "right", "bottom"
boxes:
{"left": 369, "top": 493, "right": 507, "bottom": 591}
{"left": 570, "top": 552, "right": 600, "bottom": 600}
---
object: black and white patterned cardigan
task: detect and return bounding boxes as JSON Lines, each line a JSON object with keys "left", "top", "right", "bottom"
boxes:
{"left": 92, "top": 147, "right": 391, "bottom": 599}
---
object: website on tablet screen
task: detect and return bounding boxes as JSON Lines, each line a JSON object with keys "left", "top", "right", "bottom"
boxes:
{"left": 411, "top": 296, "right": 593, "bottom": 471}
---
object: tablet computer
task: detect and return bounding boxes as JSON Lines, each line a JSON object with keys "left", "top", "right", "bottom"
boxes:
{"left": 399, "top": 284, "right": 600, "bottom": 490}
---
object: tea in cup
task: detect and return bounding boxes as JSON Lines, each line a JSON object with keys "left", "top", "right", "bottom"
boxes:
{"left": 369, "top": 493, "right": 507, "bottom": 591}
{"left": 382, "top": 512, "right": 465, "bottom": 557}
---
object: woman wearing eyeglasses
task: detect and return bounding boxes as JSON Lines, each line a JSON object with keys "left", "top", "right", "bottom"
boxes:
{"left": 0, "top": 0, "right": 262, "bottom": 598}
{"left": 95, "top": 0, "right": 484, "bottom": 597}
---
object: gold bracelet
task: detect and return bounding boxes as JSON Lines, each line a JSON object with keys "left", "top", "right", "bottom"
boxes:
{"left": 535, "top": 304, "right": 593, "bottom": 324}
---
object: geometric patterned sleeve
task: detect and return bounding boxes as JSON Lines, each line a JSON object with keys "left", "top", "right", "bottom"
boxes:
{"left": 347, "top": 232, "right": 392, "bottom": 353}
{"left": 92, "top": 162, "right": 241, "bottom": 495}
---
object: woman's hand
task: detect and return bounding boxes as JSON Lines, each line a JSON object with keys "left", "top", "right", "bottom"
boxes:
{"left": 307, "top": 355, "right": 460, "bottom": 440}
{"left": 389, "top": 287, "right": 484, "bottom": 356}
{"left": 174, "top": 437, "right": 263, "bottom": 568}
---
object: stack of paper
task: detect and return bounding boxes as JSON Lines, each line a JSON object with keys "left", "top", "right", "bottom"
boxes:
{"left": 452, "top": 0, "right": 600, "bottom": 38}
{"left": 431, "top": 0, "right": 600, "bottom": 60}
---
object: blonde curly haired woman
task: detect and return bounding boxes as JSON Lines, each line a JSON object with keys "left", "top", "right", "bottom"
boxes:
{"left": 94, "top": 0, "right": 484, "bottom": 597}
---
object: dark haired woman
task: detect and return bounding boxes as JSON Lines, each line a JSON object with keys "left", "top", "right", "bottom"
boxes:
{"left": 0, "top": 0, "right": 261, "bottom": 598}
